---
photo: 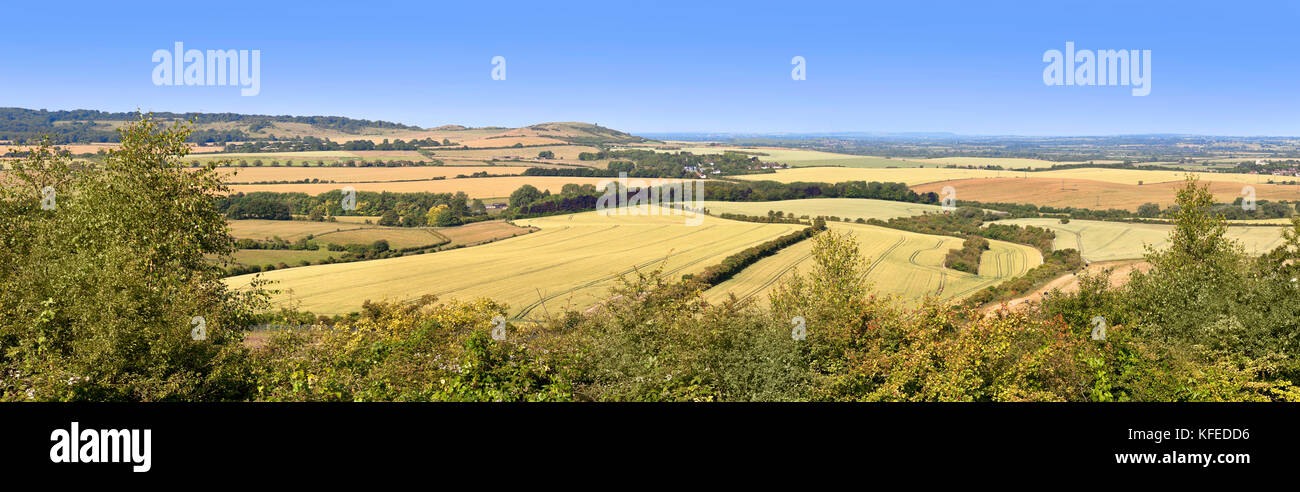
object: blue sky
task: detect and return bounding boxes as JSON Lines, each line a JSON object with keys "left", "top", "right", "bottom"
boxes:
{"left": 2, "top": 0, "right": 1297, "bottom": 135}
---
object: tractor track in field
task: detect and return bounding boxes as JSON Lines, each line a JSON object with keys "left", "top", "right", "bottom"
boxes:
{"left": 861, "top": 236, "right": 908, "bottom": 279}
{"left": 907, "top": 239, "right": 952, "bottom": 297}
{"left": 734, "top": 251, "right": 813, "bottom": 302}
{"left": 1088, "top": 227, "right": 1134, "bottom": 260}
{"left": 513, "top": 223, "right": 797, "bottom": 319}
{"left": 424, "top": 224, "right": 712, "bottom": 301}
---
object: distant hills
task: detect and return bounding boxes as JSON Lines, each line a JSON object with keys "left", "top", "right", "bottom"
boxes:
{"left": 0, "top": 108, "right": 649, "bottom": 147}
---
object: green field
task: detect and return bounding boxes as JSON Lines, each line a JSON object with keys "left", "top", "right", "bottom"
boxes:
{"left": 313, "top": 228, "right": 447, "bottom": 249}
{"left": 228, "top": 219, "right": 448, "bottom": 248}
{"left": 226, "top": 249, "right": 340, "bottom": 268}
{"left": 224, "top": 211, "right": 806, "bottom": 316}
{"left": 705, "top": 222, "right": 1042, "bottom": 305}
{"left": 996, "top": 218, "right": 1287, "bottom": 261}
{"left": 702, "top": 198, "right": 944, "bottom": 221}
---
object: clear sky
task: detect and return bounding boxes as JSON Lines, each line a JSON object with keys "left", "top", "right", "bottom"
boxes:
{"left": 2, "top": 0, "right": 1297, "bottom": 135}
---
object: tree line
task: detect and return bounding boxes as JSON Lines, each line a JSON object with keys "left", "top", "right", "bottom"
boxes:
{"left": 0, "top": 107, "right": 418, "bottom": 144}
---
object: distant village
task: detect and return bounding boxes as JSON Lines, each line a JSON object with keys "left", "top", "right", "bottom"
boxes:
{"left": 684, "top": 161, "right": 790, "bottom": 179}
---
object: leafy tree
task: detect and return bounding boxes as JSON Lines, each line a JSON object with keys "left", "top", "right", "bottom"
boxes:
{"left": 508, "top": 184, "right": 545, "bottom": 208}
{"left": 0, "top": 116, "right": 266, "bottom": 401}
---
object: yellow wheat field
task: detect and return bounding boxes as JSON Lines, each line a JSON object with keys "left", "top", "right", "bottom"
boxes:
{"left": 735, "top": 166, "right": 1293, "bottom": 187}
{"left": 224, "top": 210, "right": 805, "bottom": 316}
{"left": 995, "top": 218, "right": 1288, "bottom": 262}
{"left": 704, "top": 222, "right": 1042, "bottom": 306}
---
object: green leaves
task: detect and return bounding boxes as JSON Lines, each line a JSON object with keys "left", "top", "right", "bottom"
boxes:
{"left": 0, "top": 115, "right": 264, "bottom": 401}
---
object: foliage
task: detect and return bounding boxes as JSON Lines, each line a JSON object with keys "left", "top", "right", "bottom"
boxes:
{"left": 251, "top": 296, "right": 574, "bottom": 401}
{"left": 0, "top": 116, "right": 267, "bottom": 401}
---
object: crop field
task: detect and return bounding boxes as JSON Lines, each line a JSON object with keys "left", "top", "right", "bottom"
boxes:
{"left": 223, "top": 211, "right": 807, "bottom": 316}
{"left": 228, "top": 219, "right": 447, "bottom": 248}
{"left": 225, "top": 249, "right": 339, "bottom": 268}
{"left": 229, "top": 220, "right": 376, "bottom": 241}
{"left": 735, "top": 166, "right": 1300, "bottom": 188}
{"left": 1027, "top": 168, "right": 1293, "bottom": 186}
{"left": 225, "top": 176, "right": 690, "bottom": 199}
{"left": 298, "top": 215, "right": 380, "bottom": 224}
{"left": 217, "top": 165, "right": 530, "bottom": 183}
{"left": 314, "top": 228, "right": 448, "bottom": 249}
{"left": 184, "top": 151, "right": 372, "bottom": 165}
{"left": 1, "top": 142, "right": 223, "bottom": 155}
{"left": 734, "top": 167, "right": 1007, "bottom": 185}
{"left": 912, "top": 157, "right": 1123, "bottom": 169}
{"left": 436, "top": 220, "right": 533, "bottom": 247}
{"left": 702, "top": 198, "right": 943, "bottom": 221}
{"left": 995, "top": 218, "right": 1287, "bottom": 261}
{"left": 647, "top": 146, "right": 1127, "bottom": 170}
{"left": 425, "top": 145, "right": 599, "bottom": 161}
{"left": 654, "top": 146, "right": 919, "bottom": 168}
{"left": 912, "top": 177, "right": 1300, "bottom": 211}
{"left": 704, "top": 222, "right": 1042, "bottom": 305}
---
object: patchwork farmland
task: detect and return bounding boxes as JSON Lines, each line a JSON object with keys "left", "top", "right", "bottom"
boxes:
{"left": 702, "top": 198, "right": 944, "bottom": 221}
{"left": 224, "top": 211, "right": 808, "bottom": 317}
{"left": 913, "top": 177, "right": 1300, "bottom": 211}
{"left": 737, "top": 165, "right": 1300, "bottom": 187}
{"left": 217, "top": 165, "right": 531, "bottom": 184}
{"left": 221, "top": 219, "right": 531, "bottom": 271}
{"left": 226, "top": 176, "right": 694, "bottom": 199}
